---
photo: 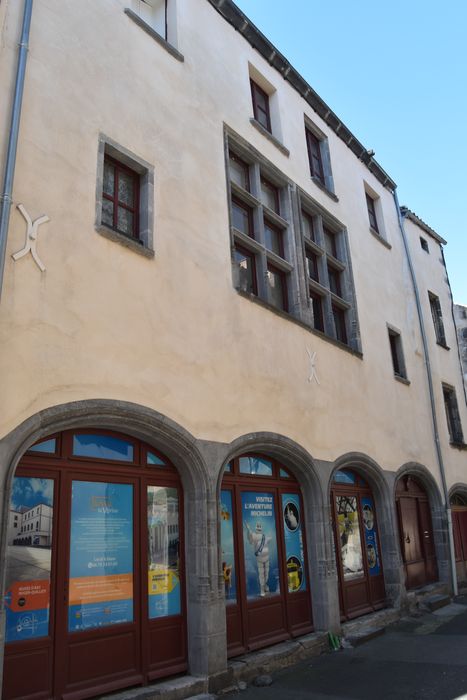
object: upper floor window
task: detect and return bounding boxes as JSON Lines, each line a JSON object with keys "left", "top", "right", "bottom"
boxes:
{"left": 429, "top": 292, "right": 447, "bottom": 347}
{"left": 420, "top": 237, "right": 429, "bottom": 253}
{"left": 387, "top": 326, "right": 408, "bottom": 380}
{"left": 304, "top": 120, "right": 335, "bottom": 197}
{"left": 102, "top": 156, "right": 139, "bottom": 240}
{"left": 443, "top": 385, "right": 464, "bottom": 445}
{"left": 366, "top": 193, "right": 379, "bottom": 233}
{"left": 250, "top": 79, "right": 271, "bottom": 133}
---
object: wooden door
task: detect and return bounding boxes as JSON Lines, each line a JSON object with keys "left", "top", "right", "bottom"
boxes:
{"left": 396, "top": 475, "right": 438, "bottom": 589}
{"left": 221, "top": 456, "right": 312, "bottom": 657}
{"left": 331, "top": 470, "right": 386, "bottom": 620}
{"left": 3, "top": 431, "right": 187, "bottom": 700}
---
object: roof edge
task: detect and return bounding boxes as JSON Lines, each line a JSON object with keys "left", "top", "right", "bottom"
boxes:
{"left": 206, "top": 0, "right": 397, "bottom": 192}
{"left": 400, "top": 207, "right": 447, "bottom": 245}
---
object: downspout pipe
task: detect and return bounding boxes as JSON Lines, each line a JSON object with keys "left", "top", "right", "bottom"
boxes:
{"left": 0, "top": 0, "right": 34, "bottom": 302}
{"left": 393, "top": 188, "right": 458, "bottom": 596}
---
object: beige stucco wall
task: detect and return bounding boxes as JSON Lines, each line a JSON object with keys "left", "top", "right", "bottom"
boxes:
{"left": 0, "top": 0, "right": 465, "bottom": 490}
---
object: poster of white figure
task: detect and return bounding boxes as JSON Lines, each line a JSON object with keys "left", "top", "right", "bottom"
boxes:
{"left": 242, "top": 492, "right": 280, "bottom": 599}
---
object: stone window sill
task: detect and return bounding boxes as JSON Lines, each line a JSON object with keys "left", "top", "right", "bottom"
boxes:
{"left": 96, "top": 225, "right": 155, "bottom": 258}
{"left": 394, "top": 374, "right": 410, "bottom": 386}
{"left": 249, "top": 118, "right": 290, "bottom": 157}
{"left": 437, "top": 341, "right": 450, "bottom": 350}
{"left": 124, "top": 8, "right": 184, "bottom": 62}
{"left": 311, "top": 176, "right": 338, "bottom": 202}
{"left": 369, "top": 227, "right": 391, "bottom": 249}
{"left": 450, "top": 440, "right": 467, "bottom": 451}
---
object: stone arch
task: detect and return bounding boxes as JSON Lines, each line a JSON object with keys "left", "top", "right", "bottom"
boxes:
{"left": 330, "top": 452, "right": 404, "bottom": 608}
{"left": 394, "top": 462, "right": 449, "bottom": 588}
{"left": 449, "top": 482, "right": 467, "bottom": 505}
{"left": 0, "top": 399, "right": 221, "bottom": 681}
{"left": 216, "top": 432, "right": 338, "bottom": 632}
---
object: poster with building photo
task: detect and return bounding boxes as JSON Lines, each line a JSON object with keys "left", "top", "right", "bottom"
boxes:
{"left": 4, "top": 477, "right": 54, "bottom": 642}
{"left": 282, "top": 493, "right": 306, "bottom": 593}
{"left": 220, "top": 490, "right": 237, "bottom": 603}
{"left": 241, "top": 492, "right": 280, "bottom": 600}
{"left": 147, "top": 486, "right": 181, "bottom": 618}
{"left": 335, "top": 495, "right": 364, "bottom": 580}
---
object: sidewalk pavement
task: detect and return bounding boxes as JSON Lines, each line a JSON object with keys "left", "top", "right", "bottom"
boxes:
{"left": 222, "top": 596, "right": 467, "bottom": 700}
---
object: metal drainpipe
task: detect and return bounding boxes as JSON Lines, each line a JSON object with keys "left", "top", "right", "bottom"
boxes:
{"left": 393, "top": 188, "right": 458, "bottom": 596}
{"left": 0, "top": 0, "right": 34, "bottom": 302}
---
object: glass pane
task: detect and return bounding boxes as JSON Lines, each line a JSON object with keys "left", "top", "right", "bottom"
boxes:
{"left": 239, "top": 456, "right": 272, "bottom": 476}
{"left": 302, "top": 212, "right": 315, "bottom": 241}
{"left": 147, "top": 451, "right": 167, "bottom": 467}
{"left": 264, "top": 222, "right": 282, "bottom": 256}
{"left": 336, "top": 495, "right": 363, "bottom": 580}
{"left": 229, "top": 155, "right": 249, "bottom": 191}
{"left": 28, "top": 438, "right": 56, "bottom": 454}
{"left": 267, "top": 268, "right": 286, "bottom": 311}
{"left": 324, "top": 229, "right": 337, "bottom": 257}
{"left": 232, "top": 201, "right": 251, "bottom": 236}
{"left": 224, "top": 462, "right": 232, "bottom": 473}
{"left": 117, "top": 207, "right": 134, "bottom": 236}
{"left": 242, "top": 492, "right": 280, "bottom": 599}
{"left": 282, "top": 494, "right": 306, "bottom": 593}
{"left": 260, "top": 180, "right": 279, "bottom": 213}
{"left": 306, "top": 252, "right": 319, "bottom": 281}
{"left": 102, "top": 198, "right": 114, "bottom": 227}
{"left": 280, "top": 468, "right": 290, "bottom": 478}
{"left": 328, "top": 266, "right": 341, "bottom": 296}
{"left": 118, "top": 170, "right": 134, "bottom": 207}
{"left": 361, "top": 496, "right": 381, "bottom": 576}
{"left": 220, "top": 490, "right": 237, "bottom": 604}
{"left": 256, "top": 106, "right": 270, "bottom": 131}
{"left": 147, "top": 486, "right": 181, "bottom": 618}
{"left": 73, "top": 434, "right": 134, "bottom": 462}
{"left": 103, "top": 160, "right": 115, "bottom": 196}
{"left": 4, "top": 477, "right": 54, "bottom": 642}
{"left": 234, "top": 248, "right": 255, "bottom": 295}
{"left": 333, "top": 470, "right": 356, "bottom": 484}
{"left": 68, "top": 481, "right": 133, "bottom": 631}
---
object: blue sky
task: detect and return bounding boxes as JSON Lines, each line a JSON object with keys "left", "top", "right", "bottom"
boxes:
{"left": 234, "top": 0, "right": 467, "bottom": 305}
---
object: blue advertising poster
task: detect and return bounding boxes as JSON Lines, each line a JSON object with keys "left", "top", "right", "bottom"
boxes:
{"left": 147, "top": 486, "right": 181, "bottom": 619}
{"left": 68, "top": 481, "right": 134, "bottom": 631}
{"left": 4, "top": 477, "right": 54, "bottom": 642}
{"left": 361, "top": 496, "right": 381, "bottom": 577}
{"left": 282, "top": 493, "right": 307, "bottom": 593}
{"left": 220, "top": 490, "right": 237, "bottom": 604}
{"left": 241, "top": 491, "right": 280, "bottom": 600}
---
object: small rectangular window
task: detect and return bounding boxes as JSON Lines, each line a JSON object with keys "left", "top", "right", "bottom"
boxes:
{"left": 366, "top": 193, "right": 379, "bottom": 233}
{"left": 420, "top": 237, "right": 429, "bottom": 253}
{"left": 302, "top": 211, "right": 316, "bottom": 242}
{"left": 305, "top": 128, "right": 324, "bottom": 184}
{"left": 250, "top": 79, "right": 271, "bottom": 133}
{"left": 102, "top": 156, "right": 139, "bottom": 239}
{"left": 260, "top": 177, "right": 280, "bottom": 213}
{"left": 232, "top": 198, "right": 254, "bottom": 238}
{"left": 229, "top": 152, "right": 250, "bottom": 191}
{"left": 264, "top": 220, "right": 283, "bottom": 257}
{"left": 387, "top": 327, "right": 407, "bottom": 379}
{"left": 306, "top": 249, "right": 320, "bottom": 282}
{"left": 429, "top": 292, "right": 447, "bottom": 346}
{"left": 310, "top": 291, "right": 324, "bottom": 332}
{"left": 267, "top": 264, "right": 287, "bottom": 311}
{"left": 332, "top": 304, "right": 347, "bottom": 344}
{"left": 234, "top": 245, "right": 257, "bottom": 296}
{"left": 323, "top": 227, "right": 338, "bottom": 258}
{"left": 443, "top": 385, "right": 464, "bottom": 444}
{"left": 327, "top": 264, "right": 341, "bottom": 297}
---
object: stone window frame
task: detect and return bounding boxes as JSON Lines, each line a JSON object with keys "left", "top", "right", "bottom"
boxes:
{"left": 428, "top": 291, "right": 448, "bottom": 349}
{"left": 297, "top": 189, "right": 361, "bottom": 351}
{"left": 386, "top": 323, "right": 409, "bottom": 384}
{"left": 225, "top": 130, "right": 298, "bottom": 316}
{"left": 304, "top": 116, "right": 336, "bottom": 200}
{"left": 363, "top": 181, "right": 389, "bottom": 247}
{"left": 96, "top": 134, "right": 155, "bottom": 258}
{"left": 442, "top": 383, "right": 465, "bottom": 446}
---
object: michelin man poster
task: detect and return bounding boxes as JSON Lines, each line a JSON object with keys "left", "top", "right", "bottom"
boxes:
{"left": 241, "top": 492, "right": 280, "bottom": 600}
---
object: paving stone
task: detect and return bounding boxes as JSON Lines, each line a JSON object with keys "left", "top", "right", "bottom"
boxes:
{"left": 253, "top": 674, "right": 273, "bottom": 687}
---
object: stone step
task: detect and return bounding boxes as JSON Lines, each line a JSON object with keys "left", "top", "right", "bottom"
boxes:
{"left": 423, "top": 594, "right": 451, "bottom": 612}
{"left": 344, "top": 626, "right": 385, "bottom": 647}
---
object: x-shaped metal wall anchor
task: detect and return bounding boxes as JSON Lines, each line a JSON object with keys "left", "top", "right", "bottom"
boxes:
{"left": 306, "top": 347, "right": 320, "bottom": 385}
{"left": 12, "top": 203, "right": 50, "bottom": 272}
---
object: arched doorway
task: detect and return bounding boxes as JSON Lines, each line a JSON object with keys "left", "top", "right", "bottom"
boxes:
{"left": 331, "top": 469, "right": 386, "bottom": 620}
{"left": 450, "top": 491, "right": 467, "bottom": 583}
{"left": 220, "top": 454, "right": 312, "bottom": 656}
{"left": 396, "top": 475, "right": 438, "bottom": 589}
{"left": 3, "top": 429, "right": 186, "bottom": 700}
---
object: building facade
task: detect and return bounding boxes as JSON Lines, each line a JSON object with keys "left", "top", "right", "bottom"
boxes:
{"left": 0, "top": 1, "right": 466, "bottom": 699}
